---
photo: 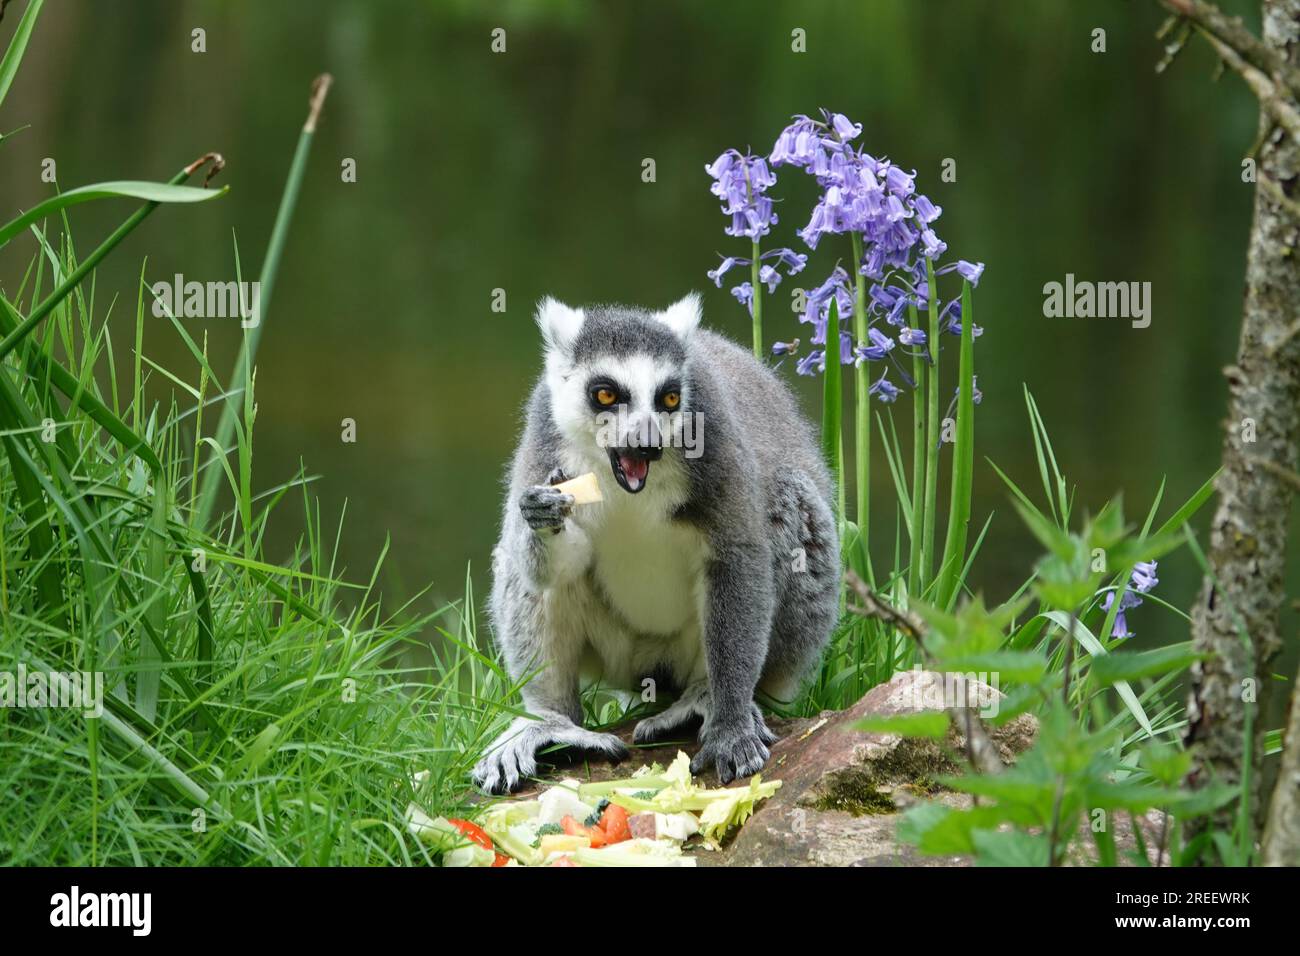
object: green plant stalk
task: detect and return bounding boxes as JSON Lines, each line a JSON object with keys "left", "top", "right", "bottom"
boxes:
{"left": 919, "top": 258, "right": 941, "bottom": 589}
{"left": 0, "top": 170, "right": 225, "bottom": 363}
{"left": 936, "top": 280, "right": 975, "bottom": 609}
{"left": 908, "top": 303, "right": 925, "bottom": 599}
{"left": 750, "top": 238, "right": 763, "bottom": 359}
{"left": 850, "top": 232, "right": 871, "bottom": 568}
{"left": 822, "top": 298, "right": 845, "bottom": 536}
{"left": 0, "top": 0, "right": 44, "bottom": 110}
{"left": 197, "top": 75, "right": 331, "bottom": 528}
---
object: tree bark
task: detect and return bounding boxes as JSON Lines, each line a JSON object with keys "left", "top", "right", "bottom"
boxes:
{"left": 1262, "top": 658, "right": 1300, "bottom": 864}
{"left": 1183, "top": 0, "right": 1300, "bottom": 852}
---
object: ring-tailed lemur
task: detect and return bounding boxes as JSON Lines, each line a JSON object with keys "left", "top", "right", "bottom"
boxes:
{"left": 472, "top": 294, "right": 839, "bottom": 793}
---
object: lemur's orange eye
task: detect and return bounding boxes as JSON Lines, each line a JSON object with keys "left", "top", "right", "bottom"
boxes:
{"left": 662, "top": 391, "right": 681, "bottom": 410}
{"left": 594, "top": 387, "right": 617, "bottom": 407}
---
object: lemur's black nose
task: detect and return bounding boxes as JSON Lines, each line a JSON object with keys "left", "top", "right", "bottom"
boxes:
{"left": 622, "top": 444, "right": 662, "bottom": 462}
{"left": 621, "top": 415, "right": 663, "bottom": 460}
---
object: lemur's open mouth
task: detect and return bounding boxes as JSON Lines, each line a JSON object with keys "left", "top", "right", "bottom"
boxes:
{"left": 608, "top": 447, "right": 654, "bottom": 494}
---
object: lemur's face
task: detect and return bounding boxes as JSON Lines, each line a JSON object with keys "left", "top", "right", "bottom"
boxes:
{"left": 538, "top": 296, "right": 699, "bottom": 495}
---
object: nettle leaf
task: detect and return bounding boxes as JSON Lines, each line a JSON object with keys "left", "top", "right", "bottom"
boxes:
{"left": 939, "top": 770, "right": 1057, "bottom": 816}
{"left": 1160, "top": 783, "right": 1239, "bottom": 819}
{"left": 1012, "top": 497, "right": 1074, "bottom": 560}
{"left": 1084, "top": 497, "right": 1128, "bottom": 552}
{"left": 943, "top": 650, "right": 1047, "bottom": 685}
{"left": 916, "top": 593, "right": 1026, "bottom": 661}
{"left": 1034, "top": 553, "right": 1101, "bottom": 609}
{"left": 1088, "top": 643, "right": 1202, "bottom": 686}
{"left": 972, "top": 829, "right": 1051, "bottom": 867}
{"left": 1083, "top": 780, "right": 1176, "bottom": 813}
{"left": 852, "top": 711, "right": 950, "bottom": 739}
{"left": 897, "top": 802, "right": 1006, "bottom": 856}
{"left": 1140, "top": 740, "right": 1192, "bottom": 787}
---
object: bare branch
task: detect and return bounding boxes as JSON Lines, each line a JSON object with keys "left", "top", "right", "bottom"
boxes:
{"left": 1158, "top": 0, "right": 1300, "bottom": 97}
{"left": 1197, "top": 27, "right": 1300, "bottom": 142}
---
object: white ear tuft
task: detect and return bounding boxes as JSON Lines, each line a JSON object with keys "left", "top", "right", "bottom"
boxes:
{"left": 656, "top": 292, "right": 702, "bottom": 339}
{"left": 535, "top": 297, "right": 585, "bottom": 354}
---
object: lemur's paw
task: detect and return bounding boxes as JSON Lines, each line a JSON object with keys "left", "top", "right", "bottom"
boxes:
{"left": 472, "top": 719, "right": 628, "bottom": 795}
{"left": 633, "top": 711, "right": 692, "bottom": 745}
{"left": 564, "top": 728, "right": 631, "bottom": 763}
{"left": 690, "top": 723, "right": 771, "bottom": 785}
{"left": 519, "top": 484, "right": 574, "bottom": 534}
{"left": 751, "top": 703, "right": 778, "bottom": 747}
{"left": 472, "top": 736, "right": 534, "bottom": 794}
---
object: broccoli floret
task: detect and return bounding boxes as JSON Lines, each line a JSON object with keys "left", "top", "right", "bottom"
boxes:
{"left": 530, "top": 822, "right": 565, "bottom": 847}
{"left": 583, "top": 799, "right": 610, "bottom": 827}
{"left": 632, "top": 790, "right": 659, "bottom": 800}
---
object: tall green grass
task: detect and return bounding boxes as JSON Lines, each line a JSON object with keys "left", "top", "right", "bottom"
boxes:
{"left": 0, "top": 3, "right": 513, "bottom": 865}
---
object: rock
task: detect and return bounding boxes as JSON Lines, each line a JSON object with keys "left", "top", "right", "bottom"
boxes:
{"left": 522, "top": 669, "right": 1167, "bottom": 866}
{"left": 717, "top": 669, "right": 1036, "bottom": 867}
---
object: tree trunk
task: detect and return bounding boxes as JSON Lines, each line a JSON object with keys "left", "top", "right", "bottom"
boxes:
{"left": 1184, "top": 0, "right": 1300, "bottom": 851}
{"left": 1262, "top": 657, "right": 1300, "bottom": 864}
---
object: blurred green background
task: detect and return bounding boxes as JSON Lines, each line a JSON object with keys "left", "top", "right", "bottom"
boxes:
{"left": 3, "top": 0, "right": 1294, "bottom": 658}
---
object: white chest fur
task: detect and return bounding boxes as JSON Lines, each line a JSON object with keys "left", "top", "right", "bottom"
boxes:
{"left": 588, "top": 503, "right": 708, "bottom": 636}
{"left": 567, "top": 456, "right": 709, "bottom": 638}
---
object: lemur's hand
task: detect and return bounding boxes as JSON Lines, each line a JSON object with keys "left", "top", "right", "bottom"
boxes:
{"left": 520, "top": 482, "right": 574, "bottom": 534}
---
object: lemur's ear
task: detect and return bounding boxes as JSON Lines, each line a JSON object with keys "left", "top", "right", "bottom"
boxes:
{"left": 536, "top": 297, "right": 585, "bottom": 354}
{"left": 655, "top": 292, "right": 702, "bottom": 339}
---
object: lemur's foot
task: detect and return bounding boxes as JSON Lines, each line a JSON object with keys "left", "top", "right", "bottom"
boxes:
{"left": 632, "top": 683, "right": 709, "bottom": 744}
{"left": 690, "top": 716, "right": 772, "bottom": 784}
{"left": 472, "top": 715, "right": 628, "bottom": 794}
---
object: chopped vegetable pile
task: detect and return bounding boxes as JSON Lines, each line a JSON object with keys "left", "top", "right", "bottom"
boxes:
{"left": 406, "top": 750, "right": 781, "bottom": 867}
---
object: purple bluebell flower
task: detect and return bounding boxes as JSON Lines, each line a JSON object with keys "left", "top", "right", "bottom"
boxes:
{"left": 731, "top": 282, "right": 754, "bottom": 312}
{"left": 921, "top": 228, "right": 947, "bottom": 259}
{"left": 856, "top": 327, "right": 896, "bottom": 363}
{"left": 706, "top": 148, "right": 779, "bottom": 239}
{"left": 829, "top": 112, "right": 863, "bottom": 142}
{"left": 762, "top": 247, "right": 808, "bottom": 275}
{"left": 801, "top": 266, "right": 854, "bottom": 345}
{"left": 795, "top": 349, "right": 825, "bottom": 376}
{"left": 937, "top": 259, "right": 985, "bottom": 286}
{"left": 707, "top": 255, "right": 746, "bottom": 288}
{"left": 770, "top": 114, "right": 823, "bottom": 167}
{"left": 1101, "top": 561, "right": 1159, "bottom": 638}
{"left": 765, "top": 109, "right": 988, "bottom": 389}
{"left": 883, "top": 164, "right": 916, "bottom": 197}
{"left": 868, "top": 374, "right": 900, "bottom": 403}
{"left": 942, "top": 299, "right": 983, "bottom": 337}
{"left": 913, "top": 195, "right": 942, "bottom": 224}
{"left": 771, "top": 338, "right": 800, "bottom": 356}
{"left": 759, "top": 264, "right": 781, "bottom": 293}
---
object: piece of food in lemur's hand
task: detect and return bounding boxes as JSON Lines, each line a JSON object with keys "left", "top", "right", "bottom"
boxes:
{"left": 552, "top": 471, "right": 602, "bottom": 505}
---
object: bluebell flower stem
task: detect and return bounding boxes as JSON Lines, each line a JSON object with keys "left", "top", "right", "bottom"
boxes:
{"left": 920, "top": 258, "right": 941, "bottom": 591}
{"left": 936, "top": 280, "right": 975, "bottom": 610}
{"left": 821, "top": 298, "right": 846, "bottom": 543}
{"left": 750, "top": 239, "right": 763, "bottom": 359}
{"left": 908, "top": 304, "right": 925, "bottom": 600}
{"left": 849, "top": 232, "right": 872, "bottom": 582}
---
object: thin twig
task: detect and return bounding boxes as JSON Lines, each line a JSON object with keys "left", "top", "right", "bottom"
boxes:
{"left": 1197, "top": 26, "right": 1300, "bottom": 143}
{"left": 1158, "top": 0, "right": 1300, "bottom": 98}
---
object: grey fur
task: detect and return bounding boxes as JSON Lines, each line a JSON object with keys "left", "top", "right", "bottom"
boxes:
{"left": 472, "top": 299, "right": 840, "bottom": 793}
